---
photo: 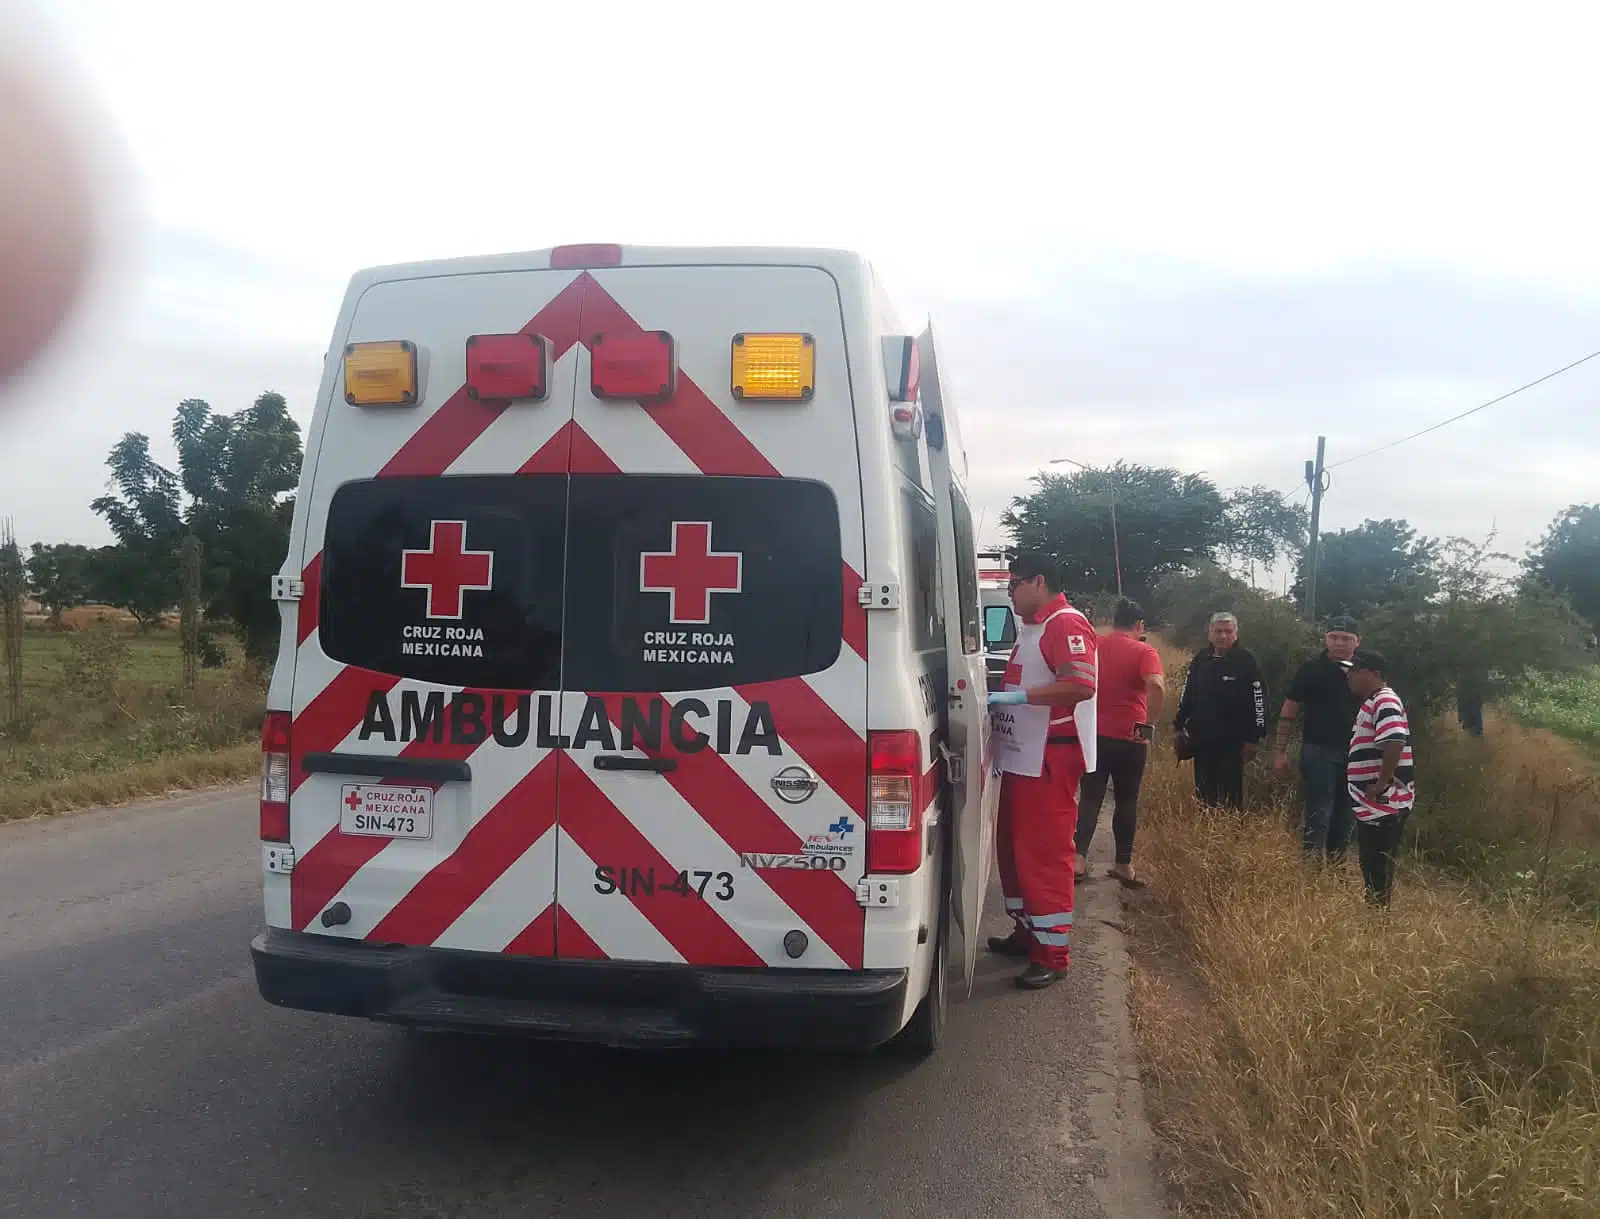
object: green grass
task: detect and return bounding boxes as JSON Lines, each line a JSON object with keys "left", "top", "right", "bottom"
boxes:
{"left": 1505, "top": 666, "right": 1600, "bottom": 745}
{"left": 17, "top": 627, "right": 199, "bottom": 689}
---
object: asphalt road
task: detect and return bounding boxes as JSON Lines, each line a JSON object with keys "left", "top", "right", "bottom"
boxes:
{"left": 0, "top": 788, "right": 1160, "bottom": 1219}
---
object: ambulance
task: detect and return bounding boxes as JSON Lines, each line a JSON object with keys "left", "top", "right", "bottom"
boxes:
{"left": 249, "top": 243, "right": 999, "bottom": 1057}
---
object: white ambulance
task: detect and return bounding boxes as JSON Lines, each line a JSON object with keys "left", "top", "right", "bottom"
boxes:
{"left": 250, "top": 244, "right": 998, "bottom": 1057}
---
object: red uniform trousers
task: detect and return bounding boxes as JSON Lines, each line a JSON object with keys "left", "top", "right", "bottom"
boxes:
{"left": 997, "top": 741, "right": 1086, "bottom": 971}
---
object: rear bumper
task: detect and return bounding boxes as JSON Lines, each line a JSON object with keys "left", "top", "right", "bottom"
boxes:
{"left": 251, "top": 929, "right": 910, "bottom": 1050}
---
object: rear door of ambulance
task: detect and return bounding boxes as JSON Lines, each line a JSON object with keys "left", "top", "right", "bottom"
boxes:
{"left": 556, "top": 261, "right": 869, "bottom": 972}
{"left": 277, "top": 256, "right": 870, "bottom": 975}
{"left": 277, "top": 268, "right": 587, "bottom": 956}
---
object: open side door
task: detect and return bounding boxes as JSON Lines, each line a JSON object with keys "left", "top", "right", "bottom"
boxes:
{"left": 917, "top": 321, "right": 998, "bottom": 993}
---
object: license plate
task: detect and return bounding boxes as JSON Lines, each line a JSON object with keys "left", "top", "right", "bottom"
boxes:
{"left": 339, "top": 782, "right": 433, "bottom": 840}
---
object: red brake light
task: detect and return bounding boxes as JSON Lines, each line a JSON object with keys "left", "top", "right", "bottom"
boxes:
{"left": 551, "top": 243, "right": 623, "bottom": 269}
{"left": 867, "top": 730, "right": 925, "bottom": 874}
{"left": 260, "top": 711, "right": 291, "bottom": 842}
{"left": 466, "top": 332, "right": 550, "bottom": 402}
{"left": 590, "top": 331, "right": 677, "bottom": 402}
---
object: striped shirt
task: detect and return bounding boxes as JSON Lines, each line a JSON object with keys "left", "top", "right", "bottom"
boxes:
{"left": 1347, "top": 685, "right": 1415, "bottom": 821}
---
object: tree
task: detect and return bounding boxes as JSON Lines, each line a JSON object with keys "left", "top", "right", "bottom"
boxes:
{"left": 1292, "top": 518, "right": 1439, "bottom": 621}
{"left": 25, "top": 542, "right": 94, "bottom": 626}
{"left": 89, "top": 433, "right": 183, "bottom": 628}
{"left": 1359, "top": 534, "right": 1589, "bottom": 720}
{"left": 1220, "top": 485, "right": 1308, "bottom": 574}
{"left": 1001, "top": 462, "right": 1230, "bottom": 602}
{"left": 0, "top": 521, "right": 23, "bottom": 727}
{"left": 92, "top": 391, "right": 302, "bottom": 658}
{"left": 82, "top": 544, "right": 172, "bottom": 631}
{"left": 172, "top": 392, "right": 302, "bottom": 664}
{"left": 1525, "top": 503, "right": 1600, "bottom": 633}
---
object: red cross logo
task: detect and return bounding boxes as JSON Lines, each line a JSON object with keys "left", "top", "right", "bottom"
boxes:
{"left": 639, "top": 521, "right": 743, "bottom": 625}
{"left": 344, "top": 789, "right": 363, "bottom": 811}
{"left": 401, "top": 520, "right": 494, "bottom": 619}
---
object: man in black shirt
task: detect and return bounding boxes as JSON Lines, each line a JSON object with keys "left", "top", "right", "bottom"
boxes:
{"left": 1173, "top": 612, "right": 1268, "bottom": 809}
{"left": 1273, "top": 615, "right": 1363, "bottom": 858}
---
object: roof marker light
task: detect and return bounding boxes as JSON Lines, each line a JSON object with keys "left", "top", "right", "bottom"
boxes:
{"left": 551, "top": 244, "right": 623, "bottom": 268}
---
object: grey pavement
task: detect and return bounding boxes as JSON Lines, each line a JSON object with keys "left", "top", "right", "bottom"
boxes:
{"left": 0, "top": 786, "right": 1167, "bottom": 1218}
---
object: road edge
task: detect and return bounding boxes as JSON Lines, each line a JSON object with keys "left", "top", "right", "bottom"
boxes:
{"left": 1076, "top": 835, "right": 1172, "bottom": 1217}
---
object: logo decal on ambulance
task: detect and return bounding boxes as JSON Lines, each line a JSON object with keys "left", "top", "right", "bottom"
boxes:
{"left": 803, "top": 815, "right": 857, "bottom": 858}
{"left": 401, "top": 520, "right": 494, "bottom": 620}
{"left": 640, "top": 521, "right": 742, "bottom": 626}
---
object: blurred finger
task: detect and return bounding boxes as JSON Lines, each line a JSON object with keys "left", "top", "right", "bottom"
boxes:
{"left": 0, "top": 54, "right": 96, "bottom": 390}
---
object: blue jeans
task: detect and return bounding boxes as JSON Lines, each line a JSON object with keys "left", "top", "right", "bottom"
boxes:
{"left": 1300, "top": 742, "right": 1353, "bottom": 858}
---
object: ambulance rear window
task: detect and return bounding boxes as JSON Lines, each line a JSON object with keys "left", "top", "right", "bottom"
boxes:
{"left": 564, "top": 474, "right": 843, "bottom": 691}
{"left": 319, "top": 475, "right": 567, "bottom": 691}
{"left": 317, "top": 473, "right": 843, "bottom": 693}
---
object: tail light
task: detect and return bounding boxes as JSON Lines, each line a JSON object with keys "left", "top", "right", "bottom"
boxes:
{"left": 867, "top": 730, "right": 925, "bottom": 874}
{"left": 260, "top": 711, "right": 291, "bottom": 842}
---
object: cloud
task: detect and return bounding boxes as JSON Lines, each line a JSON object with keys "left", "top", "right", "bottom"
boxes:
{"left": 919, "top": 257, "right": 1600, "bottom": 554}
{"left": 2, "top": 0, "right": 1597, "bottom": 572}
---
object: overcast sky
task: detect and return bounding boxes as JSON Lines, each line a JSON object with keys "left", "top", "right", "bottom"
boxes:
{"left": 3, "top": 0, "right": 1596, "bottom": 585}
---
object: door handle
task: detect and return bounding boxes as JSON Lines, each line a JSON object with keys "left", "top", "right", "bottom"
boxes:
{"left": 593, "top": 755, "right": 677, "bottom": 774}
{"left": 302, "top": 752, "right": 472, "bottom": 783}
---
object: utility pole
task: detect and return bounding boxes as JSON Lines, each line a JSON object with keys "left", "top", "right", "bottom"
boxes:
{"left": 1304, "top": 435, "right": 1327, "bottom": 624}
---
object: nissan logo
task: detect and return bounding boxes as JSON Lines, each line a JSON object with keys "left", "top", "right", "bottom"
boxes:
{"left": 770, "top": 765, "right": 819, "bottom": 804}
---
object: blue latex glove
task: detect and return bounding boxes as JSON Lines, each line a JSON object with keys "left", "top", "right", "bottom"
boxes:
{"left": 988, "top": 690, "right": 1027, "bottom": 706}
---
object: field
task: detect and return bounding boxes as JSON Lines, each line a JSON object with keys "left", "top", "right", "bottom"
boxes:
{"left": 0, "top": 619, "right": 262, "bottom": 821}
{"left": 1122, "top": 642, "right": 1600, "bottom": 1218}
{"left": 1506, "top": 666, "right": 1600, "bottom": 746}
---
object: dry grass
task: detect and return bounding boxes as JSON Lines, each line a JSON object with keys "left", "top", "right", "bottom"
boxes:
{"left": 0, "top": 624, "right": 264, "bottom": 820}
{"left": 1127, "top": 644, "right": 1600, "bottom": 1218}
{"left": 0, "top": 743, "right": 259, "bottom": 822}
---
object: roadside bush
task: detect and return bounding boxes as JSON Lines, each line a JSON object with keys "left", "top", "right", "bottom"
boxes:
{"left": 59, "top": 628, "right": 130, "bottom": 704}
{"left": 1505, "top": 666, "right": 1600, "bottom": 743}
{"left": 1149, "top": 564, "right": 1317, "bottom": 718}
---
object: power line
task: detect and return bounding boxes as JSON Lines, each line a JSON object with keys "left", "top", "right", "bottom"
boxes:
{"left": 1327, "top": 346, "right": 1600, "bottom": 470}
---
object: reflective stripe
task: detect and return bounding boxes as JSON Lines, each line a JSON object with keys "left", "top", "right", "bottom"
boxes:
{"left": 1033, "top": 929, "right": 1071, "bottom": 947}
{"left": 1028, "top": 911, "right": 1074, "bottom": 930}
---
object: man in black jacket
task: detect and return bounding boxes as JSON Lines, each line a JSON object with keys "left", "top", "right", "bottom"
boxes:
{"left": 1173, "top": 612, "right": 1267, "bottom": 809}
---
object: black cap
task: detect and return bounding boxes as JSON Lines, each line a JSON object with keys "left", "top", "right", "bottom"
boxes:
{"left": 1325, "top": 615, "right": 1360, "bottom": 635}
{"left": 1349, "top": 649, "right": 1387, "bottom": 675}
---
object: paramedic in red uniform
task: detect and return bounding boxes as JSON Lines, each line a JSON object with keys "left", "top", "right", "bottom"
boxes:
{"left": 985, "top": 553, "right": 1098, "bottom": 989}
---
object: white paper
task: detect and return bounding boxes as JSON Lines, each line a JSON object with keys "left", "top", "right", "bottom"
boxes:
{"left": 990, "top": 702, "right": 1050, "bottom": 777}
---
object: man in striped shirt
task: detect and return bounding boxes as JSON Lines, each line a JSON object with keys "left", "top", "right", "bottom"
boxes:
{"left": 1346, "top": 651, "right": 1415, "bottom": 906}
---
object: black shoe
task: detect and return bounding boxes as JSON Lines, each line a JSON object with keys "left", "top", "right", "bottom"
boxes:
{"left": 987, "top": 933, "right": 1030, "bottom": 958}
{"left": 1016, "top": 963, "right": 1067, "bottom": 990}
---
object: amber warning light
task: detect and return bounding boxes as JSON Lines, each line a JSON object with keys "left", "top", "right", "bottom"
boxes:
{"left": 731, "top": 333, "right": 814, "bottom": 401}
{"left": 344, "top": 340, "right": 417, "bottom": 407}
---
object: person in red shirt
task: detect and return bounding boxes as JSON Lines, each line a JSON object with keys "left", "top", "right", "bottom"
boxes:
{"left": 1074, "top": 599, "right": 1164, "bottom": 887}
{"left": 985, "top": 553, "right": 1098, "bottom": 989}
